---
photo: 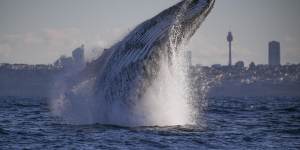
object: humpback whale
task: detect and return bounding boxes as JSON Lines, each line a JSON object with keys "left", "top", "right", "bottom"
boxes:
{"left": 52, "top": 0, "right": 215, "bottom": 126}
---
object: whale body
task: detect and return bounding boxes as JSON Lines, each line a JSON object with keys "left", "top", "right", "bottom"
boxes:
{"left": 54, "top": 0, "right": 215, "bottom": 126}
{"left": 92, "top": 0, "right": 214, "bottom": 101}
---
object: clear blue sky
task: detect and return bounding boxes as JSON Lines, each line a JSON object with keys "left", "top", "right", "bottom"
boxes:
{"left": 0, "top": 0, "right": 299, "bottom": 65}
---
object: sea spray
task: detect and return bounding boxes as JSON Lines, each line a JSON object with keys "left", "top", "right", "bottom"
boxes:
{"left": 51, "top": 0, "right": 215, "bottom": 126}
{"left": 134, "top": 1, "right": 196, "bottom": 126}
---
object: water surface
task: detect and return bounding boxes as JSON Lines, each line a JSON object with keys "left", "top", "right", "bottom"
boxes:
{"left": 0, "top": 97, "right": 299, "bottom": 149}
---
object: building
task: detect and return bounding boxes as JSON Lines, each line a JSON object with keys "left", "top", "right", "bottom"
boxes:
{"left": 212, "top": 64, "right": 222, "bottom": 69}
{"left": 72, "top": 44, "right": 85, "bottom": 68}
{"left": 54, "top": 45, "right": 86, "bottom": 69}
{"left": 249, "top": 62, "right": 256, "bottom": 70}
{"left": 54, "top": 55, "right": 73, "bottom": 68}
{"left": 185, "top": 51, "right": 192, "bottom": 67}
{"left": 268, "top": 41, "right": 281, "bottom": 66}
{"left": 235, "top": 61, "right": 244, "bottom": 68}
{"left": 227, "top": 31, "right": 233, "bottom": 67}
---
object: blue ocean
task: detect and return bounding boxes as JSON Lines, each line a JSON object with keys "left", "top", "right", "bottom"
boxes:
{"left": 0, "top": 96, "right": 299, "bottom": 149}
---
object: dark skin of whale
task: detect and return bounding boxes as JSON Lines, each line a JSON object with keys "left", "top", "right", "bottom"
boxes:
{"left": 62, "top": 0, "right": 215, "bottom": 121}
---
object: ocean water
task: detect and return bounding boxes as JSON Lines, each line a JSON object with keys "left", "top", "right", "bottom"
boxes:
{"left": 0, "top": 96, "right": 299, "bottom": 150}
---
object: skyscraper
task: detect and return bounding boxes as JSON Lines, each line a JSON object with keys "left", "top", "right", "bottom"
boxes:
{"left": 72, "top": 44, "right": 85, "bottom": 68}
{"left": 185, "top": 51, "right": 192, "bottom": 67}
{"left": 227, "top": 31, "right": 233, "bottom": 67}
{"left": 268, "top": 41, "right": 281, "bottom": 66}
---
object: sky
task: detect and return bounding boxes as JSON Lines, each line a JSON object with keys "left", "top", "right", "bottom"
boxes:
{"left": 0, "top": 0, "right": 299, "bottom": 66}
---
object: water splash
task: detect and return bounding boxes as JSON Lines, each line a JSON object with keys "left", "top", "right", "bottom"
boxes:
{"left": 51, "top": 0, "right": 215, "bottom": 127}
{"left": 139, "top": 1, "right": 196, "bottom": 126}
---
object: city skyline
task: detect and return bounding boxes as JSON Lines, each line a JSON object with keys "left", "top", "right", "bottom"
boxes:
{"left": 0, "top": 0, "right": 299, "bottom": 65}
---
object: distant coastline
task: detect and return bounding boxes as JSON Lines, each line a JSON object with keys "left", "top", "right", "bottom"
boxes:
{"left": 1, "top": 62, "right": 299, "bottom": 98}
{"left": 191, "top": 63, "right": 300, "bottom": 97}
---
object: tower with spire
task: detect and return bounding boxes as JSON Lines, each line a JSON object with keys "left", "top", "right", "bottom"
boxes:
{"left": 227, "top": 31, "right": 233, "bottom": 67}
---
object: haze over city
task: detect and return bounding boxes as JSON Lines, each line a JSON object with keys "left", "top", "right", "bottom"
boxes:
{"left": 0, "top": 0, "right": 299, "bottom": 65}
